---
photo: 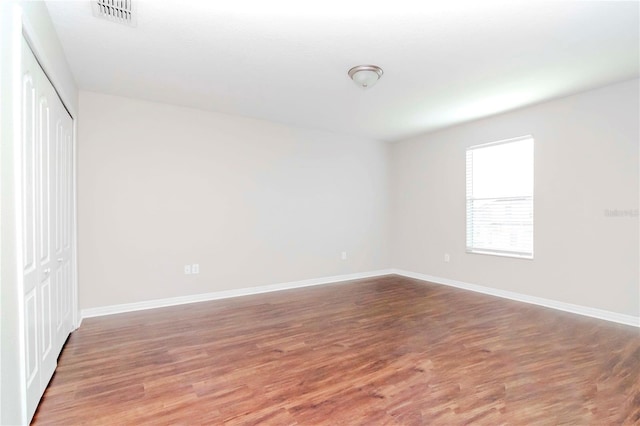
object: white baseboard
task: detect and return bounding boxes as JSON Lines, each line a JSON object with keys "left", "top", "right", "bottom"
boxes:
{"left": 391, "top": 269, "right": 640, "bottom": 328}
{"left": 81, "top": 269, "right": 394, "bottom": 319}
{"left": 81, "top": 268, "right": 639, "bottom": 328}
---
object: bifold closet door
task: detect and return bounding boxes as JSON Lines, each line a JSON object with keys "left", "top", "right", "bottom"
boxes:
{"left": 21, "top": 36, "right": 74, "bottom": 421}
{"left": 52, "top": 61, "right": 74, "bottom": 358}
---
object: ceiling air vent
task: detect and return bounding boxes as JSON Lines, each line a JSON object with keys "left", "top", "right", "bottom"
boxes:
{"left": 92, "top": 0, "right": 137, "bottom": 27}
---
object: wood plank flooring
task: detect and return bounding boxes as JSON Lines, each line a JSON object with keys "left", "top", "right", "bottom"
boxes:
{"left": 32, "top": 275, "right": 640, "bottom": 425}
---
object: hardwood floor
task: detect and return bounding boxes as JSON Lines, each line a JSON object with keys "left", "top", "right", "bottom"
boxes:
{"left": 32, "top": 276, "right": 639, "bottom": 425}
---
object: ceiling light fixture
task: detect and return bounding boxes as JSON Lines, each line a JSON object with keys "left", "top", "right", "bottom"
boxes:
{"left": 348, "top": 65, "right": 383, "bottom": 89}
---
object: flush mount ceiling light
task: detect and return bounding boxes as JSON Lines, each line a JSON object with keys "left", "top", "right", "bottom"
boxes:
{"left": 348, "top": 65, "right": 383, "bottom": 89}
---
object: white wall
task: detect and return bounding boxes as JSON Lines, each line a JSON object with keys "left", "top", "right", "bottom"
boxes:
{"left": 390, "top": 79, "right": 639, "bottom": 318}
{"left": 21, "top": 1, "right": 78, "bottom": 116}
{"left": 0, "top": 5, "right": 18, "bottom": 423}
{"left": 78, "top": 92, "right": 390, "bottom": 309}
{"left": 79, "top": 81, "right": 639, "bottom": 319}
{"left": 0, "top": 2, "right": 78, "bottom": 424}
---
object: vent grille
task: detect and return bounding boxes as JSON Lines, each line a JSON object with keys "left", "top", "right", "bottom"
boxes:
{"left": 92, "top": 0, "right": 136, "bottom": 27}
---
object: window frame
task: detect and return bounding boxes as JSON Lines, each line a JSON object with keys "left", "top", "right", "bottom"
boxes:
{"left": 465, "top": 135, "right": 534, "bottom": 260}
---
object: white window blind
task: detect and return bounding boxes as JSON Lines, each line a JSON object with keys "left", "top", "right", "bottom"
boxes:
{"left": 466, "top": 136, "right": 534, "bottom": 259}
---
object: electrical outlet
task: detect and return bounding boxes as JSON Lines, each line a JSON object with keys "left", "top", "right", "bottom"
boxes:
{"left": 184, "top": 264, "right": 192, "bottom": 274}
{"left": 192, "top": 264, "right": 199, "bottom": 274}
{"left": 444, "top": 253, "right": 450, "bottom": 263}
{"left": 341, "top": 251, "right": 347, "bottom": 260}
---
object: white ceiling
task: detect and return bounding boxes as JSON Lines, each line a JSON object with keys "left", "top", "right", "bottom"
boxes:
{"left": 46, "top": 0, "right": 639, "bottom": 142}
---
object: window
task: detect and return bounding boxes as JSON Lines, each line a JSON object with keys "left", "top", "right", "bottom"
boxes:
{"left": 466, "top": 136, "right": 534, "bottom": 258}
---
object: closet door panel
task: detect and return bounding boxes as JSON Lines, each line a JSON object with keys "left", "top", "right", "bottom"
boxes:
{"left": 53, "top": 101, "right": 74, "bottom": 347}
{"left": 21, "top": 44, "right": 42, "bottom": 421}
{"left": 21, "top": 36, "right": 75, "bottom": 422}
{"left": 53, "top": 118, "right": 63, "bottom": 338}
{"left": 38, "top": 89, "right": 56, "bottom": 385}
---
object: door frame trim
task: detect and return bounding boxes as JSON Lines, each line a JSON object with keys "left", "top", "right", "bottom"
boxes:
{"left": 1, "top": 5, "right": 28, "bottom": 424}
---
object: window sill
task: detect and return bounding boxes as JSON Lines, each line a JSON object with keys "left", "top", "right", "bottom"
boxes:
{"left": 466, "top": 249, "right": 533, "bottom": 260}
